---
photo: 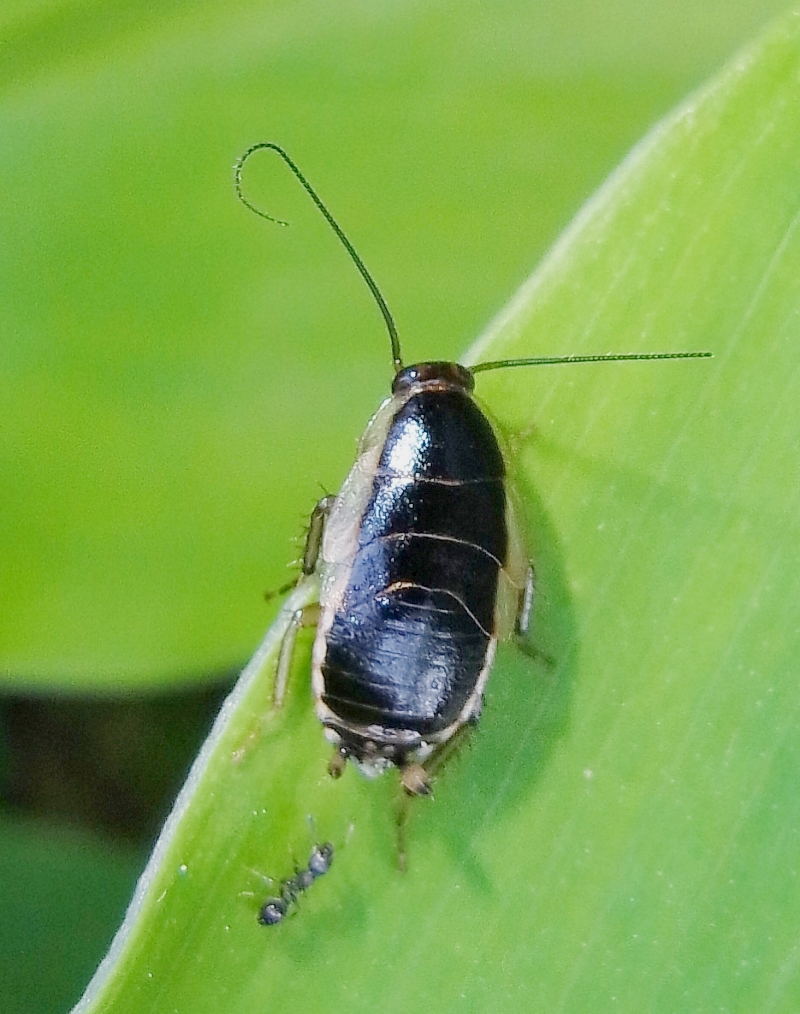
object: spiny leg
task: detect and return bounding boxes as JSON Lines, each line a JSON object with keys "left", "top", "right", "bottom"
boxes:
{"left": 396, "top": 794, "right": 411, "bottom": 873}
{"left": 421, "top": 722, "right": 476, "bottom": 784}
{"left": 302, "top": 494, "right": 335, "bottom": 577}
{"left": 513, "top": 564, "right": 554, "bottom": 667}
{"left": 273, "top": 603, "right": 320, "bottom": 709}
{"left": 395, "top": 724, "right": 475, "bottom": 870}
{"left": 327, "top": 747, "right": 348, "bottom": 780}
{"left": 264, "top": 495, "right": 335, "bottom": 602}
{"left": 272, "top": 495, "right": 334, "bottom": 709}
{"left": 516, "top": 564, "right": 535, "bottom": 638}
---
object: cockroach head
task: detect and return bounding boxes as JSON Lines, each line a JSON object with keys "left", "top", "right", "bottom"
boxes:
{"left": 391, "top": 361, "right": 474, "bottom": 395}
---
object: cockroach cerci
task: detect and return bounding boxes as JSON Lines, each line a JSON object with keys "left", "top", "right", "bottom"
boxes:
{"left": 235, "top": 143, "right": 711, "bottom": 796}
{"left": 258, "top": 842, "right": 334, "bottom": 926}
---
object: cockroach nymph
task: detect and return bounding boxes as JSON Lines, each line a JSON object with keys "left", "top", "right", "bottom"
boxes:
{"left": 235, "top": 143, "right": 711, "bottom": 799}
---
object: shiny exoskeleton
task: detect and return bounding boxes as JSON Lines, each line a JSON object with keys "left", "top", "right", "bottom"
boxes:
{"left": 309, "top": 361, "right": 530, "bottom": 792}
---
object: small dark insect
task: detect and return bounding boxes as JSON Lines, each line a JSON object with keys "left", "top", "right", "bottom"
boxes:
{"left": 258, "top": 842, "right": 334, "bottom": 926}
{"left": 235, "top": 143, "right": 712, "bottom": 802}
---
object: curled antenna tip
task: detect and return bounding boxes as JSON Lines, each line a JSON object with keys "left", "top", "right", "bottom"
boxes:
{"left": 234, "top": 142, "right": 402, "bottom": 371}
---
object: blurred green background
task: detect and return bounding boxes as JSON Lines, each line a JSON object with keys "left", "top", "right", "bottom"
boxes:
{"left": 0, "top": 1, "right": 793, "bottom": 1011}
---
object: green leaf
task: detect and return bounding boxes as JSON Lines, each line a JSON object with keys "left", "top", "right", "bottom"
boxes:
{"left": 70, "top": 9, "right": 800, "bottom": 1013}
{"left": 1, "top": 0, "right": 790, "bottom": 689}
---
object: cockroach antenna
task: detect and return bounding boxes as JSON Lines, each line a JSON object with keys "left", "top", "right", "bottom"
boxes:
{"left": 234, "top": 142, "right": 403, "bottom": 372}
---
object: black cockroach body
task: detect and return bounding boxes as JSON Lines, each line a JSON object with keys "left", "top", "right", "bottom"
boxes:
{"left": 307, "top": 360, "right": 531, "bottom": 792}
{"left": 235, "top": 143, "right": 711, "bottom": 796}
{"left": 258, "top": 842, "right": 334, "bottom": 926}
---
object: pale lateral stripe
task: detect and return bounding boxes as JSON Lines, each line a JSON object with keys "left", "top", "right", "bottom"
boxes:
{"left": 380, "top": 580, "right": 493, "bottom": 639}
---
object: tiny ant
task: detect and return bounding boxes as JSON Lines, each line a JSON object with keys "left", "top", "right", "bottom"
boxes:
{"left": 257, "top": 841, "right": 334, "bottom": 926}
